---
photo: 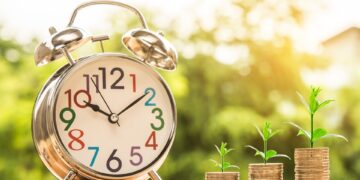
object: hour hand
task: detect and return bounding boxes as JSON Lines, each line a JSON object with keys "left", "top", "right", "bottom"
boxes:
{"left": 83, "top": 101, "right": 110, "bottom": 117}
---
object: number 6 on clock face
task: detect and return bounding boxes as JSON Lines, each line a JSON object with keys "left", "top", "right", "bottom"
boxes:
{"left": 52, "top": 55, "right": 176, "bottom": 177}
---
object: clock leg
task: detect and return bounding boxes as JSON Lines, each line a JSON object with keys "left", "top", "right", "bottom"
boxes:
{"left": 64, "top": 169, "right": 77, "bottom": 180}
{"left": 148, "top": 170, "right": 162, "bottom": 180}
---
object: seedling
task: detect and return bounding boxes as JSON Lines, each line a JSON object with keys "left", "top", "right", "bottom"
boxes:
{"left": 289, "top": 87, "right": 348, "bottom": 148}
{"left": 210, "top": 142, "right": 239, "bottom": 172}
{"left": 246, "top": 122, "right": 290, "bottom": 164}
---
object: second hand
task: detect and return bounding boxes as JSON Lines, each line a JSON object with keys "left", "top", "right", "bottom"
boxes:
{"left": 90, "top": 77, "right": 119, "bottom": 126}
{"left": 90, "top": 77, "right": 113, "bottom": 114}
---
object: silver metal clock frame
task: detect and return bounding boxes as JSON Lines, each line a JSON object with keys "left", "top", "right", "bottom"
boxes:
{"left": 32, "top": 53, "right": 177, "bottom": 179}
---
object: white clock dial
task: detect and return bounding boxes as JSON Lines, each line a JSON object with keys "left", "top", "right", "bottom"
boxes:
{"left": 53, "top": 55, "right": 175, "bottom": 177}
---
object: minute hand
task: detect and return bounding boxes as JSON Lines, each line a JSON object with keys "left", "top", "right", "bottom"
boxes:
{"left": 117, "top": 92, "right": 149, "bottom": 116}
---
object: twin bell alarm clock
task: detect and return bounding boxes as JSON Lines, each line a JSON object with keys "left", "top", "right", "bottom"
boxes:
{"left": 32, "top": 1, "right": 177, "bottom": 179}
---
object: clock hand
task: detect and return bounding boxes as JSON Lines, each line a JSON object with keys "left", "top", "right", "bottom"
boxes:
{"left": 90, "top": 77, "right": 113, "bottom": 114}
{"left": 84, "top": 100, "right": 120, "bottom": 127}
{"left": 89, "top": 78, "right": 120, "bottom": 126}
{"left": 117, "top": 92, "right": 149, "bottom": 116}
{"left": 83, "top": 101, "right": 110, "bottom": 117}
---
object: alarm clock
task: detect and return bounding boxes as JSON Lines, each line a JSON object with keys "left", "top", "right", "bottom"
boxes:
{"left": 32, "top": 1, "right": 177, "bottom": 180}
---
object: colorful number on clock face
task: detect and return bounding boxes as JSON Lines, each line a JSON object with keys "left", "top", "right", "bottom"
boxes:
{"left": 54, "top": 56, "right": 175, "bottom": 176}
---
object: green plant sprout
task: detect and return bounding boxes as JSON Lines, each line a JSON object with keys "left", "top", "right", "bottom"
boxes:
{"left": 211, "top": 142, "right": 239, "bottom": 172}
{"left": 289, "top": 87, "right": 348, "bottom": 148}
{"left": 246, "top": 122, "right": 290, "bottom": 164}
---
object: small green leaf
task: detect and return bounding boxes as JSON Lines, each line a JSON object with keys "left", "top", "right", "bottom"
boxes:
{"left": 245, "top": 145, "right": 260, "bottom": 153}
{"left": 296, "top": 91, "right": 309, "bottom": 112}
{"left": 309, "top": 87, "right": 321, "bottom": 114}
{"left": 210, "top": 159, "right": 222, "bottom": 169}
{"left": 297, "top": 129, "right": 310, "bottom": 138}
{"left": 312, "top": 128, "right": 327, "bottom": 142}
{"left": 220, "top": 142, "right": 227, "bottom": 155}
{"left": 223, "top": 162, "right": 240, "bottom": 170}
{"left": 246, "top": 145, "right": 265, "bottom": 160}
{"left": 288, "top": 122, "right": 311, "bottom": 140}
{"left": 255, "top": 125, "right": 264, "bottom": 141}
{"left": 223, "top": 162, "right": 234, "bottom": 170}
{"left": 265, "top": 150, "right": 277, "bottom": 161}
{"left": 273, "top": 154, "right": 291, "bottom": 160}
{"left": 210, "top": 159, "right": 217, "bottom": 163}
{"left": 225, "top": 148, "right": 234, "bottom": 155}
{"left": 223, "top": 162, "right": 231, "bottom": 170}
{"left": 215, "top": 145, "right": 221, "bottom": 155}
{"left": 269, "top": 129, "right": 280, "bottom": 139}
{"left": 263, "top": 122, "right": 271, "bottom": 140}
{"left": 228, "top": 165, "right": 240, "bottom": 169}
{"left": 256, "top": 151, "right": 265, "bottom": 160}
{"left": 210, "top": 159, "right": 219, "bottom": 165}
{"left": 317, "top": 100, "right": 334, "bottom": 111}
{"left": 261, "top": 121, "right": 279, "bottom": 140}
{"left": 321, "top": 133, "right": 348, "bottom": 142}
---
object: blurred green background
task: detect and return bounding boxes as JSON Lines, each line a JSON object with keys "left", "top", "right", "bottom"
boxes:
{"left": 0, "top": 0, "right": 359, "bottom": 179}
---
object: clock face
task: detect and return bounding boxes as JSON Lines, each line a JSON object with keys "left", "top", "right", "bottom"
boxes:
{"left": 53, "top": 55, "right": 175, "bottom": 177}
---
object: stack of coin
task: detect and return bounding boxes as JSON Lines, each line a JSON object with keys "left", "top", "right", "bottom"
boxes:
{"left": 205, "top": 172, "right": 240, "bottom": 180}
{"left": 248, "top": 163, "right": 283, "bottom": 180}
{"left": 294, "top": 148, "right": 329, "bottom": 180}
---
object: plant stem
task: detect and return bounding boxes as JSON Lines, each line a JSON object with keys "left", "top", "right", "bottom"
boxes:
{"left": 221, "top": 154, "right": 224, "bottom": 172}
{"left": 264, "top": 139, "right": 267, "bottom": 164}
{"left": 310, "top": 113, "right": 314, "bottom": 148}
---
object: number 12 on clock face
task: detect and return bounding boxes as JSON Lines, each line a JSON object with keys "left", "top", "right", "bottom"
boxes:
{"left": 83, "top": 67, "right": 137, "bottom": 93}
